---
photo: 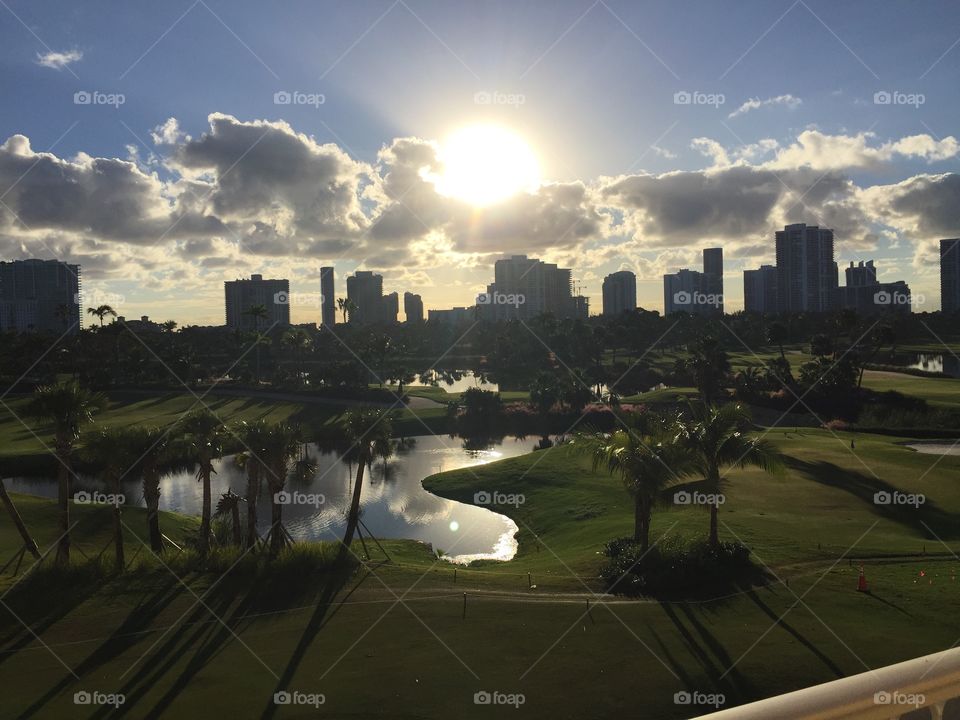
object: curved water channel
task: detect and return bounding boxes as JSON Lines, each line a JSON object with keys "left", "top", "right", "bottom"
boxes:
{"left": 6, "top": 435, "right": 535, "bottom": 564}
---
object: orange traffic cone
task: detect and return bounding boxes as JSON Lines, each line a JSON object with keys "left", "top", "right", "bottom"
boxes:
{"left": 857, "top": 563, "right": 868, "bottom": 592}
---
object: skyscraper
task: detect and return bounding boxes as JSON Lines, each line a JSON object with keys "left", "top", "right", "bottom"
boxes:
{"left": 224, "top": 274, "right": 290, "bottom": 331}
{"left": 320, "top": 266, "right": 335, "bottom": 327}
{"left": 382, "top": 291, "right": 399, "bottom": 323}
{"left": 0, "top": 259, "right": 81, "bottom": 334}
{"left": 404, "top": 292, "right": 424, "bottom": 323}
{"left": 942, "top": 239, "right": 960, "bottom": 314}
{"left": 836, "top": 260, "right": 911, "bottom": 315}
{"left": 480, "top": 255, "right": 584, "bottom": 320}
{"left": 743, "top": 265, "right": 778, "bottom": 314}
{"left": 702, "top": 248, "right": 724, "bottom": 314}
{"left": 845, "top": 260, "right": 877, "bottom": 287}
{"left": 602, "top": 270, "right": 637, "bottom": 316}
{"left": 775, "top": 223, "right": 836, "bottom": 313}
{"left": 663, "top": 269, "right": 706, "bottom": 315}
{"left": 345, "top": 271, "right": 383, "bottom": 324}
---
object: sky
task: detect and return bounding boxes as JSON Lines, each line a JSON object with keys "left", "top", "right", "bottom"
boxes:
{"left": 1, "top": 0, "right": 959, "bottom": 324}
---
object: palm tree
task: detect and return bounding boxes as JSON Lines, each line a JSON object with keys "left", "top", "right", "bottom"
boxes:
{"left": 336, "top": 297, "right": 356, "bottom": 324}
{"left": 259, "top": 423, "right": 300, "bottom": 559}
{"left": 244, "top": 304, "right": 269, "bottom": 383}
{"left": 130, "top": 427, "right": 173, "bottom": 554}
{"left": 766, "top": 321, "right": 788, "bottom": 361}
{"left": 675, "top": 403, "right": 783, "bottom": 548}
{"left": 339, "top": 409, "right": 393, "bottom": 555}
{"left": 82, "top": 427, "right": 143, "bottom": 571}
{"left": 857, "top": 324, "right": 896, "bottom": 389}
{"left": 281, "top": 327, "right": 312, "bottom": 386}
{"left": 87, "top": 304, "right": 117, "bottom": 327}
{"left": 53, "top": 303, "right": 72, "bottom": 331}
{"left": 26, "top": 381, "right": 106, "bottom": 565}
{"left": 179, "top": 409, "right": 226, "bottom": 555}
{"left": 214, "top": 490, "right": 244, "bottom": 546}
{"left": 574, "top": 427, "right": 692, "bottom": 550}
{"left": 238, "top": 420, "right": 269, "bottom": 549}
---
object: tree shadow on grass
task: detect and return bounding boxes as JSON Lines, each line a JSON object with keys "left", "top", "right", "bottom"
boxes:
{"left": 787, "top": 458, "right": 960, "bottom": 541}
{"left": 13, "top": 576, "right": 183, "bottom": 720}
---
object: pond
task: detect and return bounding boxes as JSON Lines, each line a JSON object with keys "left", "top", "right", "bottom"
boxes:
{"left": 5, "top": 435, "right": 537, "bottom": 564}
{"left": 410, "top": 370, "right": 498, "bottom": 393}
{"left": 905, "top": 353, "right": 960, "bottom": 378}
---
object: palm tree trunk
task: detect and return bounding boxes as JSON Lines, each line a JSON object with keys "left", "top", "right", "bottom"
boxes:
{"left": 633, "top": 497, "right": 644, "bottom": 544}
{"left": 231, "top": 504, "right": 242, "bottom": 546}
{"left": 199, "top": 461, "right": 212, "bottom": 555}
{"left": 0, "top": 479, "right": 40, "bottom": 559}
{"left": 55, "top": 448, "right": 71, "bottom": 565}
{"left": 340, "top": 450, "right": 367, "bottom": 555}
{"left": 112, "top": 473, "right": 124, "bottom": 571}
{"left": 144, "top": 474, "right": 164, "bottom": 553}
{"left": 245, "top": 465, "right": 260, "bottom": 549}
{"left": 709, "top": 502, "right": 719, "bottom": 548}
{"left": 269, "top": 481, "right": 284, "bottom": 559}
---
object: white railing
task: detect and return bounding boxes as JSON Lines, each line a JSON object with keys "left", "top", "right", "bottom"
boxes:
{"left": 691, "top": 646, "right": 960, "bottom": 719}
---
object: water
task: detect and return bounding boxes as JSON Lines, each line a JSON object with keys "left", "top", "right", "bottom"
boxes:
{"left": 5, "top": 435, "right": 536, "bottom": 563}
{"left": 409, "top": 370, "right": 498, "bottom": 393}
{"left": 905, "top": 441, "right": 960, "bottom": 456}
{"left": 906, "top": 354, "right": 960, "bottom": 378}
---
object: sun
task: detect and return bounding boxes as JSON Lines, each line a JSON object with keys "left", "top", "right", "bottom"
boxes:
{"left": 434, "top": 125, "right": 541, "bottom": 206}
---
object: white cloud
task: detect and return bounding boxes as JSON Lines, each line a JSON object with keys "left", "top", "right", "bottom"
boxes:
{"left": 767, "top": 130, "right": 960, "bottom": 170}
{"left": 151, "top": 118, "right": 186, "bottom": 145}
{"left": 35, "top": 49, "right": 83, "bottom": 70}
{"left": 728, "top": 94, "right": 802, "bottom": 119}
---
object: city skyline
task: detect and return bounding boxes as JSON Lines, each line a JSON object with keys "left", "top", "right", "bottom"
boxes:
{"left": 1, "top": 1, "right": 958, "bottom": 324}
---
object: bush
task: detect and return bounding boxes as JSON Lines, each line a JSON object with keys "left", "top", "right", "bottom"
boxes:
{"left": 599, "top": 534, "right": 765, "bottom": 598}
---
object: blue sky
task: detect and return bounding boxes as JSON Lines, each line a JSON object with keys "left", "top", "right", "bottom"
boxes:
{"left": 1, "top": 0, "right": 958, "bottom": 323}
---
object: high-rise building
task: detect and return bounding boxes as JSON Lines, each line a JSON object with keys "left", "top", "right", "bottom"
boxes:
{"left": 845, "top": 260, "right": 877, "bottom": 288}
{"left": 702, "top": 248, "right": 724, "bottom": 314}
{"left": 404, "top": 292, "right": 424, "bottom": 323}
{"left": 345, "top": 271, "right": 383, "bottom": 324}
{"left": 320, "top": 266, "right": 335, "bottom": 327}
{"left": 0, "top": 259, "right": 81, "bottom": 334}
{"left": 428, "top": 307, "right": 473, "bottom": 325}
{"left": 743, "top": 265, "right": 778, "bottom": 314}
{"left": 479, "top": 255, "right": 585, "bottom": 320}
{"left": 664, "top": 269, "right": 707, "bottom": 315}
{"left": 942, "top": 239, "right": 960, "bottom": 314}
{"left": 224, "top": 274, "right": 290, "bottom": 331}
{"left": 382, "top": 291, "right": 399, "bottom": 323}
{"left": 602, "top": 271, "right": 637, "bottom": 316}
{"left": 775, "top": 223, "right": 837, "bottom": 313}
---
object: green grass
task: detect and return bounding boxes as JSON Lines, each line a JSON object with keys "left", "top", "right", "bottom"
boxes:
{"left": 861, "top": 370, "right": 960, "bottom": 408}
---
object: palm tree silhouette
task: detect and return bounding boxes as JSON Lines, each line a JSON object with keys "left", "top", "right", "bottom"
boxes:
{"left": 87, "top": 304, "right": 117, "bottom": 328}
{"left": 179, "top": 409, "right": 226, "bottom": 555}
{"left": 339, "top": 409, "right": 393, "bottom": 557}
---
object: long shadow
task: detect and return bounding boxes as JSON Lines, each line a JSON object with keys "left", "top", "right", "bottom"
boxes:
{"left": 676, "top": 603, "right": 754, "bottom": 702}
{"left": 648, "top": 625, "right": 697, "bottom": 688}
{"left": 260, "top": 564, "right": 374, "bottom": 719}
{"left": 743, "top": 588, "right": 845, "bottom": 678}
{"left": 14, "top": 577, "right": 183, "bottom": 720}
{"left": 787, "top": 458, "right": 960, "bottom": 541}
{"left": 658, "top": 602, "right": 734, "bottom": 694}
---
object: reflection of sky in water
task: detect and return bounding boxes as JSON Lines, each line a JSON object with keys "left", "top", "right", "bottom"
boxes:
{"left": 6, "top": 435, "right": 533, "bottom": 563}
